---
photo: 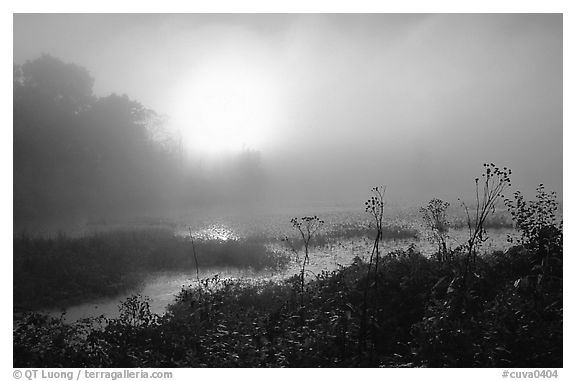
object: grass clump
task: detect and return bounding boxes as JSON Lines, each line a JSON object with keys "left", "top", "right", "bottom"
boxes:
{"left": 285, "top": 222, "right": 418, "bottom": 251}
{"left": 14, "top": 229, "right": 290, "bottom": 311}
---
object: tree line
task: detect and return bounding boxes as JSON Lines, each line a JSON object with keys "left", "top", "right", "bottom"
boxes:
{"left": 14, "top": 55, "right": 266, "bottom": 232}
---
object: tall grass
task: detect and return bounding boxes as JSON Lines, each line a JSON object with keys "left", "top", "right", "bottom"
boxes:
{"left": 449, "top": 210, "right": 513, "bottom": 230}
{"left": 13, "top": 243, "right": 562, "bottom": 367}
{"left": 285, "top": 222, "right": 419, "bottom": 251}
{"left": 13, "top": 228, "right": 289, "bottom": 310}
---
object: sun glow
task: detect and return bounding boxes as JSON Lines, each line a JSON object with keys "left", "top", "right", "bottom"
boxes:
{"left": 169, "top": 57, "right": 282, "bottom": 157}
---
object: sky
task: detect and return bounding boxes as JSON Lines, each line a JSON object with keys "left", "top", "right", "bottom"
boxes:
{"left": 13, "top": 13, "right": 563, "bottom": 206}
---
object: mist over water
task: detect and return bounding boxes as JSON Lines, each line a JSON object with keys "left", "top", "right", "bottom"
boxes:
{"left": 12, "top": 14, "right": 562, "bottom": 312}
{"left": 12, "top": 13, "right": 564, "bottom": 369}
{"left": 13, "top": 14, "right": 562, "bottom": 235}
{"left": 13, "top": 13, "right": 562, "bottom": 314}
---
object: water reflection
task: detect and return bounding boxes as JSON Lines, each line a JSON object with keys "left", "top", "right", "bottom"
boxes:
{"left": 49, "top": 222, "right": 518, "bottom": 322}
{"left": 181, "top": 224, "right": 240, "bottom": 241}
{"left": 52, "top": 266, "right": 280, "bottom": 322}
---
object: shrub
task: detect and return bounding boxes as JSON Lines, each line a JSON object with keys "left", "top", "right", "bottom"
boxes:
{"left": 420, "top": 198, "right": 451, "bottom": 262}
{"left": 505, "top": 184, "right": 562, "bottom": 286}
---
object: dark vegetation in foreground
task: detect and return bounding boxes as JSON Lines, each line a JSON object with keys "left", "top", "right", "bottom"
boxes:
{"left": 14, "top": 189, "right": 562, "bottom": 367}
{"left": 13, "top": 229, "right": 289, "bottom": 311}
{"left": 13, "top": 167, "right": 562, "bottom": 367}
{"left": 14, "top": 242, "right": 562, "bottom": 367}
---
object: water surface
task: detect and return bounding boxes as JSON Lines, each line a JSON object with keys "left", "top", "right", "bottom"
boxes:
{"left": 51, "top": 222, "right": 515, "bottom": 322}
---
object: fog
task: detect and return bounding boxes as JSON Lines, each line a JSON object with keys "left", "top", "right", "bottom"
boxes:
{"left": 13, "top": 14, "right": 562, "bottom": 230}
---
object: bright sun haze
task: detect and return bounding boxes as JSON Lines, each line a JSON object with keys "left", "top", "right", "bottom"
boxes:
{"left": 12, "top": 14, "right": 563, "bottom": 204}
{"left": 169, "top": 53, "right": 282, "bottom": 157}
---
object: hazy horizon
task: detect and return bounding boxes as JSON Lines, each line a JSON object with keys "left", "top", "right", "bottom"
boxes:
{"left": 13, "top": 14, "right": 562, "bottom": 213}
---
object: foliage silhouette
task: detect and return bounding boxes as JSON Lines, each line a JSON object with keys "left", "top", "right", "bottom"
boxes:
{"left": 461, "top": 163, "right": 511, "bottom": 280}
{"left": 290, "top": 216, "right": 324, "bottom": 304}
{"left": 420, "top": 198, "right": 451, "bottom": 262}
